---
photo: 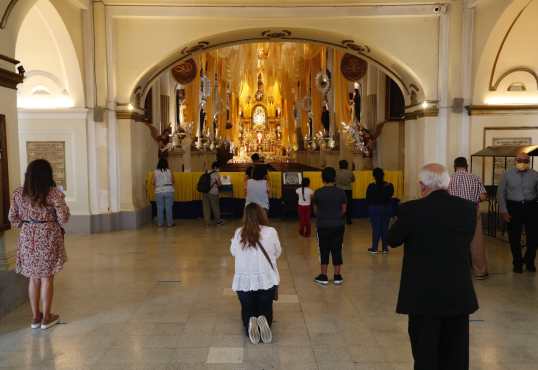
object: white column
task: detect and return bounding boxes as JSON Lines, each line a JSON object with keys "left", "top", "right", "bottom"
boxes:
{"left": 460, "top": 0, "right": 475, "bottom": 158}
{"left": 82, "top": 5, "right": 101, "bottom": 215}
{"left": 434, "top": 5, "right": 450, "bottom": 166}
{"left": 105, "top": 7, "right": 120, "bottom": 213}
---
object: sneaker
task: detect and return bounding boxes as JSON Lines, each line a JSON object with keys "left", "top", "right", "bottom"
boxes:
{"left": 257, "top": 315, "right": 272, "bottom": 344}
{"left": 381, "top": 249, "right": 389, "bottom": 255}
{"left": 41, "top": 313, "right": 60, "bottom": 330}
{"left": 368, "top": 248, "right": 378, "bottom": 255}
{"left": 314, "top": 274, "right": 329, "bottom": 285}
{"left": 216, "top": 220, "right": 224, "bottom": 225}
{"left": 31, "top": 312, "right": 42, "bottom": 329}
{"left": 248, "top": 317, "right": 260, "bottom": 344}
{"left": 333, "top": 274, "right": 344, "bottom": 285}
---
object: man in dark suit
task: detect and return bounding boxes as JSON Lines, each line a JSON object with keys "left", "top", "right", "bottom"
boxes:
{"left": 387, "top": 163, "right": 479, "bottom": 370}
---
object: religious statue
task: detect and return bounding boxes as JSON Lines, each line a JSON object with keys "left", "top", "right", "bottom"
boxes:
{"left": 349, "top": 86, "right": 361, "bottom": 124}
{"left": 321, "top": 100, "right": 330, "bottom": 135}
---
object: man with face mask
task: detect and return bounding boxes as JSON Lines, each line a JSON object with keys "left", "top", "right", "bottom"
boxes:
{"left": 498, "top": 152, "right": 538, "bottom": 273}
{"left": 387, "top": 163, "right": 478, "bottom": 370}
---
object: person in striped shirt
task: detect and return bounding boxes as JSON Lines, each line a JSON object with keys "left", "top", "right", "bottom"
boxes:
{"left": 448, "top": 157, "right": 488, "bottom": 279}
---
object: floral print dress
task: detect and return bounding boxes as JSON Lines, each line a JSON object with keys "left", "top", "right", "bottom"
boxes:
{"left": 8, "top": 187, "right": 70, "bottom": 278}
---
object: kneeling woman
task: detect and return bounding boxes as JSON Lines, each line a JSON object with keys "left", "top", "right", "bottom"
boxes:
{"left": 230, "top": 203, "right": 281, "bottom": 344}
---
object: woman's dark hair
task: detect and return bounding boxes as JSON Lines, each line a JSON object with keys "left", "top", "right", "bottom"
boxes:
{"left": 252, "top": 165, "right": 267, "bottom": 180}
{"left": 211, "top": 161, "right": 219, "bottom": 170}
{"left": 339, "top": 160, "right": 348, "bottom": 169}
{"left": 157, "top": 158, "right": 169, "bottom": 171}
{"left": 301, "top": 177, "right": 310, "bottom": 201}
{"left": 23, "top": 159, "right": 56, "bottom": 207}
{"left": 373, "top": 167, "right": 384, "bottom": 184}
{"left": 240, "top": 203, "right": 269, "bottom": 248}
{"left": 322, "top": 166, "right": 336, "bottom": 183}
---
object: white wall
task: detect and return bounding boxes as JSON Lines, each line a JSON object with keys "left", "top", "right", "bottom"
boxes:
{"left": 17, "top": 110, "right": 91, "bottom": 216}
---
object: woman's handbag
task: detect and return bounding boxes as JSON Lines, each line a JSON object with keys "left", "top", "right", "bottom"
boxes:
{"left": 256, "top": 241, "right": 279, "bottom": 301}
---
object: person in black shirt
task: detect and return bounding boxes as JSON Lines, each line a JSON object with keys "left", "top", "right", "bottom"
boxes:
{"left": 312, "top": 167, "right": 347, "bottom": 285}
{"left": 366, "top": 168, "right": 394, "bottom": 255}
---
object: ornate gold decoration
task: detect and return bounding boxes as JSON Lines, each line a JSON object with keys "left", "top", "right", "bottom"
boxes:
{"left": 341, "top": 53, "right": 367, "bottom": 81}
{"left": 181, "top": 41, "right": 210, "bottom": 55}
{"left": 261, "top": 30, "right": 291, "bottom": 39}
{"left": 171, "top": 58, "right": 197, "bottom": 85}
{"left": 341, "top": 40, "right": 370, "bottom": 53}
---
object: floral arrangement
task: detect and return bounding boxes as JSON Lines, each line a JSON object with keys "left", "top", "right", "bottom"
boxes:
{"left": 340, "top": 121, "right": 373, "bottom": 157}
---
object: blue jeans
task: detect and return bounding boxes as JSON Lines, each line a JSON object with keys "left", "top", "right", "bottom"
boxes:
{"left": 156, "top": 192, "right": 174, "bottom": 226}
{"left": 369, "top": 205, "right": 391, "bottom": 251}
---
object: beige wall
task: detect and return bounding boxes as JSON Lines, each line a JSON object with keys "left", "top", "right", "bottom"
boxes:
{"left": 112, "top": 14, "right": 439, "bottom": 104}
{"left": 17, "top": 110, "right": 91, "bottom": 215}
{"left": 377, "top": 121, "right": 404, "bottom": 171}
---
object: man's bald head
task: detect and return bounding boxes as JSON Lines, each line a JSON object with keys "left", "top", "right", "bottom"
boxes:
{"left": 418, "top": 163, "right": 450, "bottom": 196}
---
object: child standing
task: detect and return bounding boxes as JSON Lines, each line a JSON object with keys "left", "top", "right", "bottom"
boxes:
{"left": 312, "top": 167, "right": 347, "bottom": 285}
{"left": 296, "top": 177, "right": 313, "bottom": 237}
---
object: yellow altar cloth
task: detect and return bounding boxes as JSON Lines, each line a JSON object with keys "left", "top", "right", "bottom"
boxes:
{"left": 146, "top": 170, "right": 403, "bottom": 202}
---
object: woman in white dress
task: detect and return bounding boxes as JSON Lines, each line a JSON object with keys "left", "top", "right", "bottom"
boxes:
{"left": 230, "top": 203, "right": 281, "bottom": 344}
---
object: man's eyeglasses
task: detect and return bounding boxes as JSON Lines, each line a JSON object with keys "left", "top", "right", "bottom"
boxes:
{"left": 516, "top": 158, "right": 530, "bottom": 164}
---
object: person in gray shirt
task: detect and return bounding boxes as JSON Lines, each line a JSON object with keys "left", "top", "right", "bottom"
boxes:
{"left": 497, "top": 152, "right": 538, "bottom": 273}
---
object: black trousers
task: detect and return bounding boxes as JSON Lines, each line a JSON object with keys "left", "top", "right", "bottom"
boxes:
{"left": 345, "top": 190, "right": 353, "bottom": 224}
{"left": 506, "top": 200, "right": 538, "bottom": 268}
{"left": 317, "top": 225, "right": 345, "bottom": 265}
{"left": 408, "top": 314, "right": 469, "bottom": 370}
{"left": 237, "top": 288, "right": 275, "bottom": 331}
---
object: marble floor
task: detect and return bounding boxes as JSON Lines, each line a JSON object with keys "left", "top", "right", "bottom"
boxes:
{"left": 0, "top": 219, "right": 537, "bottom": 370}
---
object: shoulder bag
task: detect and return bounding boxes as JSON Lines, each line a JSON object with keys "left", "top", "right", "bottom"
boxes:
{"left": 256, "top": 241, "right": 279, "bottom": 301}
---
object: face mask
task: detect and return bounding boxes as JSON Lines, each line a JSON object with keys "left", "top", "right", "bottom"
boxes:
{"left": 516, "top": 162, "right": 529, "bottom": 171}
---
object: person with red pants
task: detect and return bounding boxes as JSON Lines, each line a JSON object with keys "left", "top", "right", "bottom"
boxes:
{"left": 296, "top": 177, "right": 314, "bottom": 237}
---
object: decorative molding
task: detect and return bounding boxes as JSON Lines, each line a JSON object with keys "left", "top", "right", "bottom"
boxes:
{"left": 135, "top": 33, "right": 411, "bottom": 107}
{"left": 0, "top": 67, "right": 23, "bottom": 90}
{"left": 491, "top": 67, "right": 538, "bottom": 91}
{"left": 0, "top": 54, "right": 19, "bottom": 65}
{"left": 489, "top": 0, "right": 533, "bottom": 91}
{"left": 404, "top": 107, "right": 439, "bottom": 120}
{"left": 466, "top": 104, "right": 538, "bottom": 115}
{"left": 116, "top": 110, "right": 145, "bottom": 121}
{"left": 0, "top": 0, "right": 18, "bottom": 30}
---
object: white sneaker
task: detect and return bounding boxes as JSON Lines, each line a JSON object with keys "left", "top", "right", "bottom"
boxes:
{"left": 248, "top": 316, "right": 260, "bottom": 344}
{"left": 257, "top": 315, "right": 272, "bottom": 344}
{"left": 41, "top": 314, "right": 59, "bottom": 330}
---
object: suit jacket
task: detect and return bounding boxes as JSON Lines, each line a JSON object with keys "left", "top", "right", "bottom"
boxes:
{"left": 387, "top": 190, "right": 479, "bottom": 316}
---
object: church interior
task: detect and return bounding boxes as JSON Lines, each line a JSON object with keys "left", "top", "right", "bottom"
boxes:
{"left": 1, "top": 0, "right": 538, "bottom": 369}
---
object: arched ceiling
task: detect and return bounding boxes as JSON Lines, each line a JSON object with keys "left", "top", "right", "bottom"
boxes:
{"left": 131, "top": 27, "right": 426, "bottom": 109}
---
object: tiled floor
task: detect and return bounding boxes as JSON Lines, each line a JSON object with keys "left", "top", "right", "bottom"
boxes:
{"left": 0, "top": 219, "right": 537, "bottom": 370}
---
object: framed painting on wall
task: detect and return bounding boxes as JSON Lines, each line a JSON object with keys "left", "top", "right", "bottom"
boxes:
{"left": 26, "top": 141, "right": 66, "bottom": 190}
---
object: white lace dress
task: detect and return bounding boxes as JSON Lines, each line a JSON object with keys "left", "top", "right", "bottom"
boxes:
{"left": 230, "top": 226, "right": 282, "bottom": 292}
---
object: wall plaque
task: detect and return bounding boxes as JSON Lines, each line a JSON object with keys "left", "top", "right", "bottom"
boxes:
{"left": 26, "top": 141, "right": 66, "bottom": 190}
{"left": 341, "top": 53, "right": 367, "bottom": 82}
{"left": 172, "top": 58, "right": 197, "bottom": 85}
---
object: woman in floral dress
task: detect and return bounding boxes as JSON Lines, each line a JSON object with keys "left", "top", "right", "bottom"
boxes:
{"left": 8, "top": 159, "right": 70, "bottom": 329}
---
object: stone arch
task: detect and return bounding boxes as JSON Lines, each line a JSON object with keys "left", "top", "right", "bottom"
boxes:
{"left": 15, "top": 0, "right": 84, "bottom": 108}
{"left": 128, "top": 27, "right": 426, "bottom": 110}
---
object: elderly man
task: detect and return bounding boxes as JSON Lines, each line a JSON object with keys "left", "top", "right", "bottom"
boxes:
{"left": 448, "top": 157, "right": 488, "bottom": 279}
{"left": 498, "top": 152, "right": 538, "bottom": 273}
{"left": 387, "top": 163, "right": 478, "bottom": 370}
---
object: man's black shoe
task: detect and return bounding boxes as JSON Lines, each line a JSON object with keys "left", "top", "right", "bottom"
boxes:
{"left": 526, "top": 265, "right": 536, "bottom": 273}
{"left": 513, "top": 265, "right": 524, "bottom": 273}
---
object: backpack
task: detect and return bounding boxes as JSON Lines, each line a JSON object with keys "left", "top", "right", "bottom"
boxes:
{"left": 197, "top": 170, "right": 214, "bottom": 193}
